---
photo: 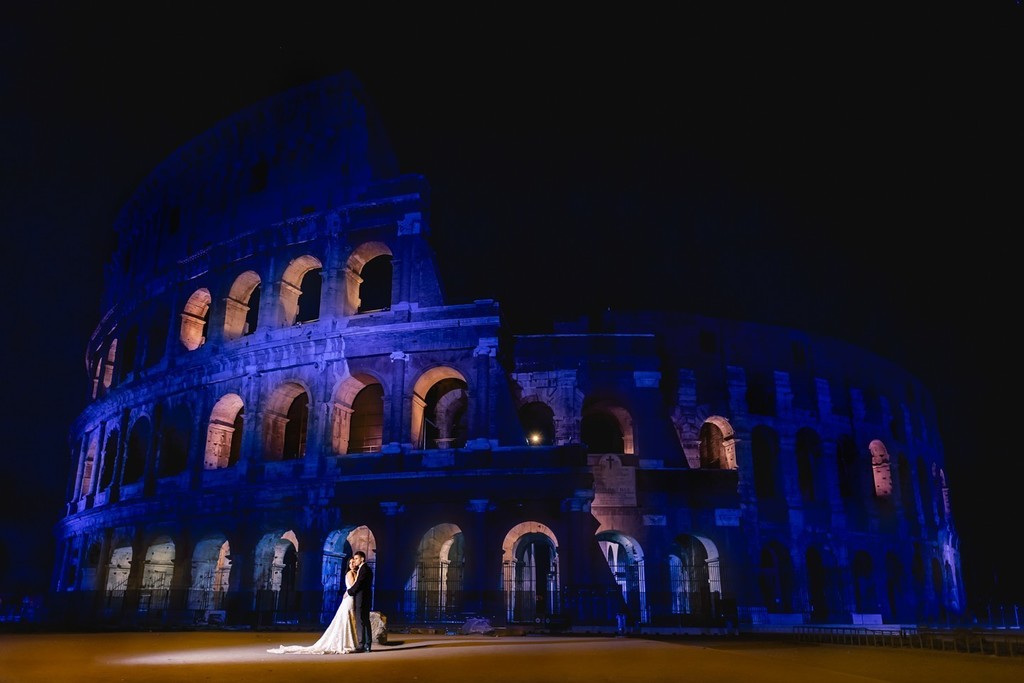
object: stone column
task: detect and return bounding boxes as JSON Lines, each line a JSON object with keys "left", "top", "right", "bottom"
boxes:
{"left": 389, "top": 351, "right": 409, "bottom": 447}
{"left": 469, "top": 338, "right": 497, "bottom": 446}
{"left": 224, "top": 530, "right": 257, "bottom": 626}
{"left": 169, "top": 530, "right": 194, "bottom": 611}
{"left": 463, "top": 499, "right": 491, "bottom": 616}
{"left": 377, "top": 501, "right": 404, "bottom": 616}
{"left": 294, "top": 528, "right": 325, "bottom": 626}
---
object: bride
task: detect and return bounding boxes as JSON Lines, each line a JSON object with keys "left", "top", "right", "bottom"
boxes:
{"left": 267, "top": 557, "right": 359, "bottom": 655}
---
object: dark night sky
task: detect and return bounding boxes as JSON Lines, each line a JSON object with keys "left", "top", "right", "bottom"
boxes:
{"left": 2, "top": 5, "right": 1021, "bottom": 612}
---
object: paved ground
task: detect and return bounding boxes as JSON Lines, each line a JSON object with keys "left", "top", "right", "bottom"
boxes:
{"left": 1, "top": 630, "right": 1022, "bottom": 683}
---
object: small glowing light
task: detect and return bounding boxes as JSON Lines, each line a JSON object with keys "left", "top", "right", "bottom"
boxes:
{"left": 528, "top": 432, "right": 542, "bottom": 445}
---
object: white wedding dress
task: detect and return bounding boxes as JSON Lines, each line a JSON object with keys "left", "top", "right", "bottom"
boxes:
{"left": 267, "top": 570, "right": 358, "bottom": 655}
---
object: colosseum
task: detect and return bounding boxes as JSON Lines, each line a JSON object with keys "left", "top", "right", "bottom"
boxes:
{"left": 53, "top": 71, "right": 964, "bottom": 633}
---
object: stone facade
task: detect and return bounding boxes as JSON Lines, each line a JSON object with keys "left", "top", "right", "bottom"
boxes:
{"left": 53, "top": 71, "right": 964, "bottom": 631}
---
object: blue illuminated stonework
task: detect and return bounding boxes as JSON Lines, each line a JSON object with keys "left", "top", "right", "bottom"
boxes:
{"left": 54, "top": 71, "right": 963, "bottom": 632}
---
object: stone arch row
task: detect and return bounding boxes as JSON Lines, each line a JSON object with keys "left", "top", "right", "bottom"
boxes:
{"left": 756, "top": 538, "right": 959, "bottom": 623}
{"left": 89, "top": 242, "right": 394, "bottom": 399}
{"left": 747, "top": 426, "right": 951, "bottom": 528}
{"left": 73, "top": 365, "right": 472, "bottom": 498}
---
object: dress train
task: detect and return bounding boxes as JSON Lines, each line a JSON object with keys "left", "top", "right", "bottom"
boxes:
{"left": 267, "top": 574, "right": 358, "bottom": 655}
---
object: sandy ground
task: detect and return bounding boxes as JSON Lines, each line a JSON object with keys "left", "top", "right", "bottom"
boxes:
{"left": 1, "top": 630, "right": 1022, "bottom": 683}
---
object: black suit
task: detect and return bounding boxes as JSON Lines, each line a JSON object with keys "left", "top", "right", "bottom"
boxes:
{"left": 346, "top": 562, "right": 374, "bottom": 651}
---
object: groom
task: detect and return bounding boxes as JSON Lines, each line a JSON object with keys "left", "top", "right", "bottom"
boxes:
{"left": 346, "top": 551, "right": 374, "bottom": 652}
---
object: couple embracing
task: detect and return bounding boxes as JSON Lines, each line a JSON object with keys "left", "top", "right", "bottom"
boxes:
{"left": 267, "top": 550, "right": 374, "bottom": 655}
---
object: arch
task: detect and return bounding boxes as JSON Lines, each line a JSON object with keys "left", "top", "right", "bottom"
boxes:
{"left": 331, "top": 373, "right": 385, "bottom": 454}
{"left": 698, "top": 416, "right": 736, "bottom": 469}
{"left": 254, "top": 530, "right": 299, "bottom": 593}
{"left": 79, "top": 431, "right": 99, "bottom": 499}
{"left": 795, "top": 427, "right": 822, "bottom": 502}
{"left": 101, "top": 338, "right": 117, "bottom": 391}
{"left": 179, "top": 288, "right": 211, "bottom": 351}
{"left": 519, "top": 400, "right": 555, "bottom": 446}
{"left": 123, "top": 415, "right": 151, "bottom": 485}
{"left": 144, "top": 302, "right": 170, "bottom": 368}
{"left": 759, "top": 540, "right": 794, "bottom": 613}
{"left": 158, "top": 402, "right": 192, "bottom": 477}
{"left": 105, "top": 544, "right": 132, "bottom": 591}
{"left": 596, "top": 531, "right": 647, "bottom": 623}
{"left": 189, "top": 535, "right": 231, "bottom": 610}
{"left": 142, "top": 536, "right": 175, "bottom": 610}
{"left": 99, "top": 427, "right": 119, "bottom": 489}
{"left": 751, "top": 425, "right": 782, "bottom": 500}
{"left": 836, "top": 434, "right": 861, "bottom": 499}
{"left": 223, "top": 270, "right": 262, "bottom": 340}
{"left": 404, "top": 523, "right": 465, "bottom": 622}
{"left": 357, "top": 253, "right": 393, "bottom": 313}
{"left": 279, "top": 254, "right": 323, "bottom": 325}
{"left": 343, "top": 241, "right": 393, "bottom": 316}
{"left": 204, "top": 393, "right": 245, "bottom": 469}
{"left": 805, "top": 545, "right": 841, "bottom": 623}
{"left": 117, "top": 324, "right": 138, "bottom": 383}
{"left": 897, "top": 454, "right": 917, "bottom": 523}
{"left": 264, "top": 382, "right": 310, "bottom": 461}
{"left": 581, "top": 398, "right": 634, "bottom": 455}
{"left": 668, "top": 534, "right": 721, "bottom": 621}
{"left": 852, "top": 550, "right": 877, "bottom": 614}
{"left": 411, "top": 366, "right": 468, "bottom": 450}
{"left": 321, "top": 526, "right": 377, "bottom": 623}
{"left": 868, "top": 439, "right": 893, "bottom": 497}
{"left": 502, "top": 522, "right": 560, "bottom": 624}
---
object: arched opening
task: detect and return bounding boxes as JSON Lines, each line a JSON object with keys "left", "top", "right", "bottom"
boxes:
{"left": 502, "top": 522, "right": 560, "bottom": 624}
{"left": 581, "top": 411, "right": 625, "bottom": 454}
{"left": 518, "top": 401, "right": 555, "bottom": 446}
{"left": 224, "top": 270, "right": 262, "bottom": 340}
{"left": 158, "top": 403, "right": 192, "bottom": 478}
{"left": 321, "top": 526, "right": 376, "bottom": 624}
{"left": 853, "top": 550, "right": 877, "bottom": 614}
{"left": 144, "top": 303, "right": 170, "bottom": 367}
{"left": 836, "top": 434, "right": 861, "bottom": 499}
{"left": 264, "top": 382, "right": 310, "bottom": 461}
{"left": 100, "top": 338, "right": 117, "bottom": 394}
{"left": 357, "top": 254, "right": 392, "bottom": 313}
{"left": 279, "top": 255, "right": 323, "bottom": 326}
{"left": 869, "top": 439, "right": 893, "bottom": 498}
{"left": 751, "top": 426, "right": 782, "bottom": 501}
{"left": 411, "top": 367, "right": 468, "bottom": 450}
{"left": 254, "top": 531, "right": 300, "bottom": 624}
{"left": 123, "top": 416, "right": 151, "bottom": 485}
{"left": 99, "top": 428, "right": 119, "bottom": 489}
{"left": 758, "top": 541, "right": 793, "bottom": 613}
{"left": 189, "top": 537, "right": 231, "bottom": 611}
{"left": 331, "top": 373, "right": 385, "bottom": 455}
{"left": 296, "top": 268, "right": 323, "bottom": 323}
{"left": 343, "top": 242, "right": 393, "bottom": 316}
{"left": 795, "top": 427, "right": 821, "bottom": 502}
{"left": 179, "top": 288, "right": 211, "bottom": 351}
{"left": 348, "top": 384, "right": 384, "bottom": 454}
{"left": 596, "top": 531, "right": 647, "bottom": 624}
{"left": 668, "top": 535, "right": 720, "bottom": 623}
{"left": 204, "top": 394, "right": 245, "bottom": 469}
{"left": 404, "top": 523, "right": 465, "bottom": 622}
{"left": 105, "top": 544, "right": 132, "bottom": 592}
{"left": 805, "top": 546, "right": 841, "bottom": 623}
{"left": 141, "top": 536, "right": 175, "bottom": 612}
{"left": 117, "top": 325, "right": 138, "bottom": 383}
{"left": 698, "top": 418, "right": 735, "bottom": 469}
